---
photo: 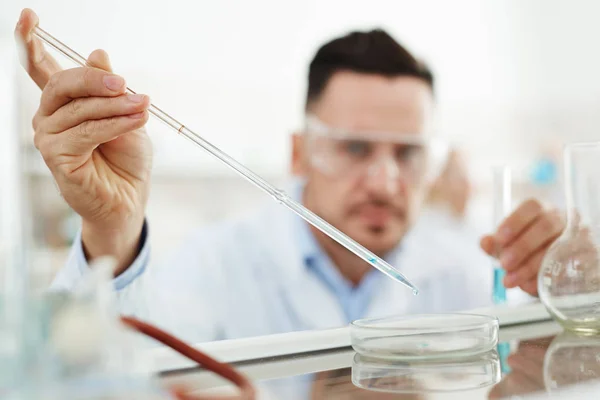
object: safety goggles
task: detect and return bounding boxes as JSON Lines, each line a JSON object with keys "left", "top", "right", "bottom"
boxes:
{"left": 302, "top": 114, "right": 449, "bottom": 188}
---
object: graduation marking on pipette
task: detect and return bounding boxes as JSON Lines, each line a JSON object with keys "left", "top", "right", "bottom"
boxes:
{"left": 30, "top": 24, "right": 419, "bottom": 295}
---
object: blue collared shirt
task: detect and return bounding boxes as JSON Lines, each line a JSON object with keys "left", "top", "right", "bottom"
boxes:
{"left": 291, "top": 181, "right": 388, "bottom": 324}
{"left": 295, "top": 216, "right": 383, "bottom": 324}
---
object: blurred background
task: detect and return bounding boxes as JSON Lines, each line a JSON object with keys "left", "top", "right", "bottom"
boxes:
{"left": 0, "top": 0, "right": 596, "bottom": 280}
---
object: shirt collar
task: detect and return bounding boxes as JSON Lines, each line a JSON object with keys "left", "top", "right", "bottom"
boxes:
{"left": 290, "top": 178, "right": 328, "bottom": 263}
{"left": 290, "top": 178, "right": 402, "bottom": 282}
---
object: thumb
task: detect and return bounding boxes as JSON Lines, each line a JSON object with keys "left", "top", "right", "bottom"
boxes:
{"left": 87, "top": 49, "right": 113, "bottom": 73}
{"left": 480, "top": 235, "right": 496, "bottom": 256}
{"left": 14, "top": 8, "right": 62, "bottom": 90}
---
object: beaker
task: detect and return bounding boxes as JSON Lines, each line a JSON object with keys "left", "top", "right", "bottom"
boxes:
{"left": 538, "top": 142, "right": 600, "bottom": 334}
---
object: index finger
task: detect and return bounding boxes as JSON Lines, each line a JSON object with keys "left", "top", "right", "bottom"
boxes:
{"left": 14, "top": 8, "right": 62, "bottom": 90}
{"left": 495, "top": 199, "right": 544, "bottom": 246}
{"left": 39, "top": 67, "right": 127, "bottom": 116}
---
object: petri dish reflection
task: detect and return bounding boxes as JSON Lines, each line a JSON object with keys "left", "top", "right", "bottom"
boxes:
{"left": 351, "top": 349, "right": 501, "bottom": 394}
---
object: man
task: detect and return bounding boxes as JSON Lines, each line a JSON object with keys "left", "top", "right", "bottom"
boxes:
{"left": 15, "top": 8, "right": 564, "bottom": 344}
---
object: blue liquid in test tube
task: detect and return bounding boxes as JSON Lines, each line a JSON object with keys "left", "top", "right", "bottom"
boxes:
{"left": 493, "top": 266, "right": 507, "bottom": 304}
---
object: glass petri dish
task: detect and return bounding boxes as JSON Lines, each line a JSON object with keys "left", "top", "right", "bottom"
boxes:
{"left": 350, "top": 313, "right": 499, "bottom": 361}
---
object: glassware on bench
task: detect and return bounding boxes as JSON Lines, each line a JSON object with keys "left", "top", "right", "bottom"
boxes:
{"left": 538, "top": 142, "right": 600, "bottom": 334}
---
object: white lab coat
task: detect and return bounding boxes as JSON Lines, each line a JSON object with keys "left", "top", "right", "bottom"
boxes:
{"left": 53, "top": 196, "right": 523, "bottom": 345}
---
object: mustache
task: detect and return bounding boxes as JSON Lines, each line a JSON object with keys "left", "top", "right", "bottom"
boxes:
{"left": 347, "top": 198, "right": 405, "bottom": 217}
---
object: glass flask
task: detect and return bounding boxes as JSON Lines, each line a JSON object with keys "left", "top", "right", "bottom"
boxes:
{"left": 538, "top": 142, "right": 600, "bottom": 334}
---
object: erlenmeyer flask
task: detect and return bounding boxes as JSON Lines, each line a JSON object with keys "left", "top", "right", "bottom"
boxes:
{"left": 538, "top": 142, "right": 600, "bottom": 334}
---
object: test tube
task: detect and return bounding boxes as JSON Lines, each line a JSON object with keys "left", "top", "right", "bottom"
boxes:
{"left": 491, "top": 165, "right": 511, "bottom": 304}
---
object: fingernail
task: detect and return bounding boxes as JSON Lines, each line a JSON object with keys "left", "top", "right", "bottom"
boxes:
{"left": 128, "top": 111, "right": 145, "bottom": 119}
{"left": 127, "top": 94, "right": 146, "bottom": 103}
{"left": 103, "top": 75, "right": 125, "bottom": 91}
{"left": 500, "top": 252, "right": 515, "bottom": 268}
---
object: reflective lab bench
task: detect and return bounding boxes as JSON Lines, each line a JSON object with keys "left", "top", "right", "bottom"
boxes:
{"left": 154, "top": 303, "right": 600, "bottom": 399}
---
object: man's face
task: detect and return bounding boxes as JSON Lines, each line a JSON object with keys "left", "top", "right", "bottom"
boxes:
{"left": 292, "top": 71, "right": 435, "bottom": 256}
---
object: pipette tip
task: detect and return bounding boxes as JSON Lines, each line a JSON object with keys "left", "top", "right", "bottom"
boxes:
{"left": 378, "top": 260, "right": 419, "bottom": 294}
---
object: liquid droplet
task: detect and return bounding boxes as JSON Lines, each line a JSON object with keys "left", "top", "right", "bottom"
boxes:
{"left": 413, "top": 289, "right": 419, "bottom": 296}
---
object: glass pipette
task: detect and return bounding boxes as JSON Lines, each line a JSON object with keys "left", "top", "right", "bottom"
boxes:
{"left": 31, "top": 25, "right": 419, "bottom": 295}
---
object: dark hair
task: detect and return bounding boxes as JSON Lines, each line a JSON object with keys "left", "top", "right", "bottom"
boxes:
{"left": 306, "top": 28, "right": 434, "bottom": 110}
